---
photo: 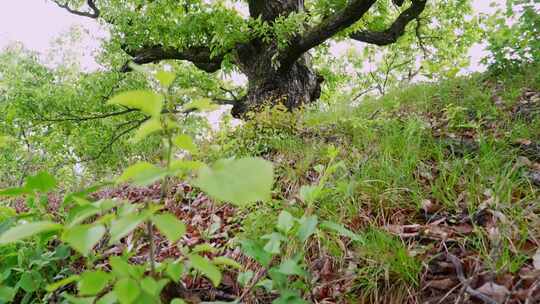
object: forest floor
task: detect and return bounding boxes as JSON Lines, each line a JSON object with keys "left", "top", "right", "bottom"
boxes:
{"left": 68, "top": 66, "right": 540, "bottom": 303}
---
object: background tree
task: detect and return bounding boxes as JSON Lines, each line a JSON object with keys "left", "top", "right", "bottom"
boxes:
{"left": 313, "top": 0, "right": 480, "bottom": 103}
{"left": 1, "top": 0, "right": 482, "bottom": 182}
{"left": 51, "top": 0, "right": 431, "bottom": 115}
{"left": 483, "top": 0, "right": 540, "bottom": 72}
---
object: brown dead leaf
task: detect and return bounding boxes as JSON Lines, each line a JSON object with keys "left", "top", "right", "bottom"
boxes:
{"left": 534, "top": 248, "right": 540, "bottom": 270}
{"left": 517, "top": 156, "right": 533, "bottom": 167}
{"left": 476, "top": 282, "right": 509, "bottom": 303}
{"left": 426, "top": 278, "right": 458, "bottom": 290}
{"left": 421, "top": 199, "right": 440, "bottom": 214}
{"left": 385, "top": 224, "right": 421, "bottom": 238}
{"left": 516, "top": 138, "right": 533, "bottom": 146}
{"left": 453, "top": 223, "right": 473, "bottom": 235}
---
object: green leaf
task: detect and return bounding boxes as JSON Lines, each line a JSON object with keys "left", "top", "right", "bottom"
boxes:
{"left": 93, "top": 199, "right": 120, "bottom": 212}
{"left": 272, "top": 290, "right": 307, "bottom": 304}
{"left": 25, "top": 171, "right": 57, "bottom": 192}
{"left": 173, "top": 134, "right": 198, "bottom": 154}
{"left": 140, "top": 277, "right": 168, "bottom": 297}
{"left": 114, "top": 278, "right": 140, "bottom": 304}
{"left": 0, "top": 187, "right": 30, "bottom": 196}
{"left": 240, "top": 240, "right": 272, "bottom": 267}
{"left": 0, "top": 135, "right": 14, "bottom": 148}
{"left": 171, "top": 299, "right": 186, "bottom": 304}
{"left": 63, "top": 224, "right": 106, "bottom": 256}
{"left": 62, "top": 293, "right": 96, "bottom": 304}
{"left": 261, "top": 232, "right": 285, "bottom": 254}
{"left": 46, "top": 275, "right": 80, "bottom": 292}
{"left": 296, "top": 215, "right": 318, "bottom": 243}
{"left": 78, "top": 271, "right": 111, "bottom": 296}
{"left": 156, "top": 70, "right": 176, "bottom": 88}
{"left": 188, "top": 254, "right": 222, "bottom": 287}
{"left": 192, "top": 243, "right": 218, "bottom": 254}
{"left": 166, "top": 261, "right": 184, "bottom": 283}
{"left": 140, "top": 277, "right": 158, "bottom": 296}
{"left": 169, "top": 160, "right": 205, "bottom": 176}
{"left": 298, "top": 185, "right": 321, "bottom": 204}
{"left": 152, "top": 214, "right": 186, "bottom": 242}
{"left": 117, "top": 162, "right": 166, "bottom": 186}
{"left": 183, "top": 98, "right": 218, "bottom": 112}
{"left": 110, "top": 213, "right": 146, "bottom": 244}
{"left": 96, "top": 292, "right": 117, "bottom": 304}
{"left": 109, "top": 256, "right": 132, "bottom": 278}
{"left": 108, "top": 90, "right": 163, "bottom": 117}
{"left": 255, "top": 279, "right": 273, "bottom": 292}
{"left": 18, "top": 270, "right": 43, "bottom": 292}
{"left": 131, "top": 118, "right": 162, "bottom": 143}
{"left": 0, "top": 286, "right": 15, "bottom": 302}
{"left": 195, "top": 157, "right": 274, "bottom": 206}
{"left": 117, "top": 203, "right": 139, "bottom": 217}
{"left": 66, "top": 205, "right": 100, "bottom": 227}
{"left": 0, "top": 206, "right": 16, "bottom": 218}
{"left": 63, "top": 183, "right": 110, "bottom": 206}
{"left": 212, "top": 257, "right": 242, "bottom": 269}
{"left": 277, "top": 211, "right": 294, "bottom": 233}
{"left": 0, "top": 221, "right": 62, "bottom": 244}
{"left": 237, "top": 271, "right": 254, "bottom": 287}
{"left": 321, "top": 221, "right": 363, "bottom": 243}
{"left": 277, "top": 258, "right": 306, "bottom": 277}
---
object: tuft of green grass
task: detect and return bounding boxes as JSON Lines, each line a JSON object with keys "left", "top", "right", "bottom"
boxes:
{"left": 353, "top": 228, "right": 421, "bottom": 303}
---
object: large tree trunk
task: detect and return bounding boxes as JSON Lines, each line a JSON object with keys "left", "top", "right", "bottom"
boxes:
{"left": 227, "top": 0, "right": 325, "bottom": 117}
{"left": 232, "top": 40, "right": 323, "bottom": 117}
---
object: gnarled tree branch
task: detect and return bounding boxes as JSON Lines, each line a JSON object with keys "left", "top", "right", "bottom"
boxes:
{"left": 350, "top": 0, "right": 427, "bottom": 45}
{"left": 283, "top": 0, "right": 377, "bottom": 66}
{"left": 120, "top": 45, "right": 223, "bottom": 73}
{"left": 52, "top": 0, "right": 100, "bottom": 19}
{"left": 36, "top": 109, "right": 137, "bottom": 123}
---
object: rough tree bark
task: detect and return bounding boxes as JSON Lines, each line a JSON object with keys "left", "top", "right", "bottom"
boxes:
{"left": 236, "top": 0, "right": 323, "bottom": 114}
{"left": 53, "top": 0, "right": 427, "bottom": 117}
{"left": 232, "top": 41, "right": 323, "bottom": 116}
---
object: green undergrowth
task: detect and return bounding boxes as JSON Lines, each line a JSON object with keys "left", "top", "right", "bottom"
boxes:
{"left": 1, "top": 64, "right": 538, "bottom": 304}
{"left": 205, "top": 64, "right": 540, "bottom": 301}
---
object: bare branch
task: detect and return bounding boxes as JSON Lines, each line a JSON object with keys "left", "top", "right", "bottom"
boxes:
{"left": 415, "top": 18, "right": 430, "bottom": 57}
{"left": 37, "top": 109, "right": 137, "bottom": 123}
{"left": 350, "top": 0, "right": 427, "bottom": 45}
{"left": 80, "top": 117, "right": 149, "bottom": 164}
{"left": 52, "top": 0, "right": 100, "bottom": 19}
{"left": 121, "top": 45, "right": 223, "bottom": 73}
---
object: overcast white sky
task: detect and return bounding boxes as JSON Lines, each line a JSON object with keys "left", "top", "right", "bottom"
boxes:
{"left": 0, "top": 0, "right": 504, "bottom": 73}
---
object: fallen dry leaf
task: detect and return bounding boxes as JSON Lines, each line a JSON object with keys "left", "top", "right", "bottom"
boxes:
{"left": 515, "top": 138, "right": 533, "bottom": 146}
{"left": 426, "top": 278, "right": 458, "bottom": 290}
{"left": 476, "top": 282, "right": 510, "bottom": 304}
{"left": 534, "top": 248, "right": 540, "bottom": 270}
{"left": 421, "top": 199, "right": 440, "bottom": 214}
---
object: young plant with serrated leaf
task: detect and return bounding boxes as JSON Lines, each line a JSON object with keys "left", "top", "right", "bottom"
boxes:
{"left": 0, "top": 67, "right": 274, "bottom": 304}
{"left": 238, "top": 210, "right": 313, "bottom": 304}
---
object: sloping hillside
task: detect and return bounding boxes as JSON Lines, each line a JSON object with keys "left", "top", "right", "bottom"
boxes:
{"left": 100, "top": 65, "right": 540, "bottom": 303}
{"left": 1, "top": 65, "right": 539, "bottom": 304}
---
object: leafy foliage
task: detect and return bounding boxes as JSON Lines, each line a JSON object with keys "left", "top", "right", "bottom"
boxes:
{"left": 0, "top": 1, "right": 539, "bottom": 303}
{"left": 484, "top": 0, "right": 540, "bottom": 71}
{"left": 0, "top": 70, "right": 275, "bottom": 303}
